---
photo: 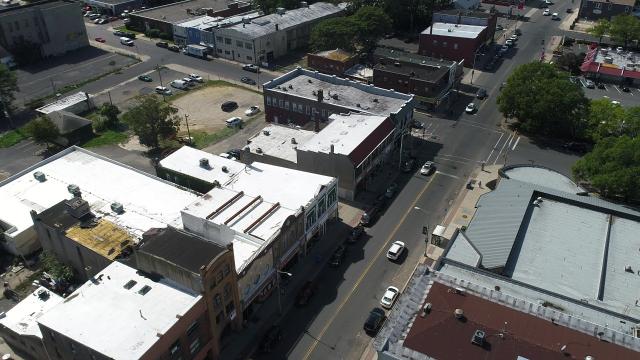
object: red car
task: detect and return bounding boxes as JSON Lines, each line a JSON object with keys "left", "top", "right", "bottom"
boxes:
{"left": 94, "top": 37, "right": 106, "bottom": 43}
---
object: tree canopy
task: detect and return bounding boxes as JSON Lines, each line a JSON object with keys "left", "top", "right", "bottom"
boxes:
{"left": 25, "top": 116, "right": 60, "bottom": 149}
{"left": 554, "top": 52, "right": 585, "bottom": 75}
{"left": 0, "top": 63, "right": 18, "bottom": 128}
{"left": 608, "top": 15, "right": 640, "bottom": 48}
{"left": 122, "top": 95, "right": 181, "bottom": 149}
{"left": 348, "top": 0, "right": 442, "bottom": 33}
{"left": 573, "top": 136, "right": 640, "bottom": 202}
{"left": 99, "top": 103, "right": 121, "bottom": 129}
{"left": 310, "top": 6, "right": 391, "bottom": 52}
{"left": 352, "top": 6, "right": 392, "bottom": 52}
{"left": 587, "top": 19, "right": 610, "bottom": 44}
{"left": 310, "top": 17, "right": 357, "bottom": 51}
{"left": 496, "top": 62, "right": 589, "bottom": 138}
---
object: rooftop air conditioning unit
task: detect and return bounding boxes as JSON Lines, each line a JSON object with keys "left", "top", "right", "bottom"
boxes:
{"left": 67, "top": 184, "right": 81, "bottom": 196}
{"left": 420, "top": 302, "right": 432, "bottom": 317}
{"left": 263, "top": 130, "right": 270, "bottom": 136}
{"left": 454, "top": 308, "right": 464, "bottom": 319}
{"left": 276, "top": 7, "right": 286, "bottom": 15}
{"left": 111, "top": 202, "right": 124, "bottom": 214}
{"left": 471, "top": 330, "right": 485, "bottom": 346}
{"left": 221, "top": 166, "right": 228, "bottom": 173}
{"left": 199, "top": 158, "right": 210, "bottom": 168}
{"left": 256, "top": 147, "right": 263, "bottom": 154}
{"left": 33, "top": 171, "right": 46, "bottom": 182}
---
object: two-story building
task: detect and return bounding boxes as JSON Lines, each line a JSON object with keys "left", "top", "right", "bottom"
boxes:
{"left": 306, "top": 48, "right": 358, "bottom": 77}
{"left": 579, "top": 0, "right": 635, "bottom": 20}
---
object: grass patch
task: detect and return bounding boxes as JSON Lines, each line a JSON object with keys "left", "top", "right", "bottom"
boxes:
{"left": 190, "top": 127, "right": 237, "bottom": 149}
{"left": 82, "top": 130, "right": 129, "bottom": 148}
{"left": 14, "top": 270, "right": 43, "bottom": 294}
{"left": 0, "top": 128, "right": 29, "bottom": 148}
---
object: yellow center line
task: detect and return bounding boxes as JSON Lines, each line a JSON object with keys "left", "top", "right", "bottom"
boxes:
{"left": 302, "top": 173, "right": 440, "bottom": 360}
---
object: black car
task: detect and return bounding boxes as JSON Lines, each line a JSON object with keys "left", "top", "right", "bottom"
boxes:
{"left": 168, "top": 45, "right": 180, "bottom": 52}
{"left": 364, "top": 308, "right": 386, "bottom": 335}
{"left": 156, "top": 41, "right": 168, "bottom": 48}
{"left": 476, "top": 88, "right": 487, "bottom": 99}
{"left": 227, "top": 148, "right": 241, "bottom": 158}
{"left": 241, "top": 77, "right": 256, "bottom": 85}
{"left": 296, "top": 281, "right": 315, "bottom": 306}
{"left": 221, "top": 101, "right": 238, "bottom": 112}
{"left": 259, "top": 325, "right": 283, "bottom": 353}
{"left": 622, "top": 86, "right": 631, "bottom": 92}
{"left": 514, "top": 28, "right": 522, "bottom": 36}
{"left": 113, "top": 30, "right": 126, "bottom": 37}
{"left": 566, "top": 8, "right": 574, "bottom": 13}
{"left": 347, "top": 225, "right": 365, "bottom": 244}
{"left": 329, "top": 245, "right": 347, "bottom": 267}
{"left": 563, "top": 141, "right": 589, "bottom": 153}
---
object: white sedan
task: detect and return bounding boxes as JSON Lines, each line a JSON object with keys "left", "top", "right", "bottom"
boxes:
{"left": 465, "top": 103, "right": 476, "bottom": 114}
{"left": 189, "top": 73, "right": 204, "bottom": 83}
{"left": 420, "top": 161, "right": 434, "bottom": 175}
{"left": 245, "top": 105, "right": 261, "bottom": 116}
{"left": 380, "top": 286, "right": 400, "bottom": 309}
{"left": 543, "top": 9, "right": 551, "bottom": 16}
{"left": 387, "top": 241, "right": 406, "bottom": 261}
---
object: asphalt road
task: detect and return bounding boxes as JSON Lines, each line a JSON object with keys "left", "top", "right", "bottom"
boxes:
{"left": 259, "top": 2, "right": 583, "bottom": 359}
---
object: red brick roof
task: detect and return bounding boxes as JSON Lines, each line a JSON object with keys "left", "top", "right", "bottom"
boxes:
{"left": 404, "top": 282, "right": 639, "bottom": 359}
{"left": 348, "top": 117, "right": 395, "bottom": 166}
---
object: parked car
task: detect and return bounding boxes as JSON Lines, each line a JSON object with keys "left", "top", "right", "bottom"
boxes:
{"left": 566, "top": 8, "right": 574, "bottom": 13}
{"left": 551, "top": 13, "right": 560, "bottom": 20}
{"left": 509, "top": 34, "right": 518, "bottom": 42}
{"left": 241, "top": 77, "right": 256, "bottom": 85}
{"left": 380, "top": 286, "right": 400, "bottom": 309}
{"left": 245, "top": 105, "right": 260, "bottom": 116}
{"left": 94, "top": 37, "right": 106, "bottom": 43}
{"left": 84, "top": 12, "right": 94, "bottom": 17}
{"left": 386, "top": 241, "right": 406, "bottom": 261}
{"left": 329, "top": 245, "right": 347, "bottom": 267}
{"left": 225, "top": 117, "right": 242, "bottom": 128}
{"left": 476, "top": 88, "right": 487, "bottom": 99}
{"left": 363, "top": 308, "right": 386, "bottom": 335}
{"left": 258, "top": 325, "right": 283, "bottom": 353}
{"left": 622, "top": 86, "right": 631, "bottom": 92}
{"left": 89, "top": 13, "right": 101, "bottom": 20}
{"left": 182, "top": 77, "right": 196, "bottom": 86}
{"left": 155, "top": 86, "right": 171, "bottom": 95}
{"left": 410, "top": 119, "right": 424, "bottom": 129}
{"left": 385, "top": 183, "right": 398, "bottom": 198}
{"left": 514, "top": 28, "right": 522, "bottom": 36}
{"left": 168, "top": 45, "right": 180, "bottom": 52}
{"left": 597, "top": 83, "right": 606, "bottom": 89}
{"left": 156, "top": 41, "right": 169, "bottom": 48}
{"left": 138, "top": 75, "right": 152, "bottom": 82}
{"left": 580, "top": 78, "right": 595, "bottom": 89}
{"left": 347, "top": 225, "right": 365, "bottom": 243}
{"left": 242, "top": 64, "right": 260, "bottom": 73}
{"left": 496, "top": 24, "right": 504, "bottom": 31}
{"left": 221, "top": 101, "right": 238, "bottom": 112}
{"left": 499, "top": 45, "right": 509, "bottom": 53}
{"left": 296, "top": 281, "right": 315, "bottom": 306}
{"left": 120, "top": 37, "right": 134, "bottom": 46}
{"left": 401, "top": 159, "right": 415, "bottom": 173}
{"left": 505, "top": 39, "right": 514, "bottom": 47}
{"left": 420, "top": 161, "right": 434, "bottom": 175}
{"left": 95, "top": 18, "right": 108, "bottom": 24}
{"left": 188, "top": 73, "right": 204, "bottom": 83}
{"left": 465, "top": 103, "right": 476, "bottom": 114}
{"left": 113, "top": 30, "right": 127, "bottom": 37}
{"left": 170, "top": 79, "right": 188, "bottom": 90}
{"left": 543, "top": 9, "right": 551, "bottom": 16}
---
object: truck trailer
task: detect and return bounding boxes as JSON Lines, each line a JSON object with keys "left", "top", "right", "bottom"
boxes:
{"left": 186, "top": 44, "right": 208, "bottom": 59}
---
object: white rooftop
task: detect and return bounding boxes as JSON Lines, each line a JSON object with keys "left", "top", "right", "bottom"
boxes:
{"left": 246, "top": 125, "right": 316, "bottom": 162}
{"left": 0, "top": 287, "right": 63, "bottom": 338}
{"left": 297, "top": 113, "right": 390, "bottom": 159}
{"left": 422, "top": 22, "right": 486, "bottom": 39}
{"left": 36, "top": 92, "right": 90, "bottom": 115}
{"left": 37, "top": 262, "right": 201, "bottom": 360}
{"left": 159, "top": 146, "right": 246, "bottom": 185}
{"left": 0, "top": 147, "right": 199, "bottom": 241}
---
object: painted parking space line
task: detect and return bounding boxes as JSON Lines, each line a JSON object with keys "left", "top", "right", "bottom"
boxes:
{"left": 435, "top": 171, "right": 460, "bottom": 179}
{"left": 614, "top": 86, "right": 622, "bottom": 94}
{"left": 512, "top": 136, "right": 521, "bottom": 151}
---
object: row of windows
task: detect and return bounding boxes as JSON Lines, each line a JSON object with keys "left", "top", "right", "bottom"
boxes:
{"left": 209, "top": 263, "right": 231, "bottom": 290}
{"left": 431, "top": 40, "right": 459, "bottom": 50}
{"left": 5, "top": 18, "right": 39, "bottom": 33}
{"left": 305, "top": 186, "right": 337, "bottom": 231}
{"left": 265, "top": 96, "right": 332, "bottom": 118}
{"left": 215, "top": 36, "right": 254, "bottom": 49}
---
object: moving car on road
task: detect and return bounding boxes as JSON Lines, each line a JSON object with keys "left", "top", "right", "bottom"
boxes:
{"left": 543, "top": 9, "right": 550, "bottom": 15}
{"left": 138, "top": 75, "right": 152, "bottom": 82}
{"left": 245, "top": 106, "right": 260, "bottom": 116}
{"left": 551, "top": 12, "right": 560, "bottom": 20}
{"left": 364, "top": 308, "right": 386, "bottom": 335}
{"left": 476, "top": 88, "right": 487, "bottom": 99}
{"left": 380, "top": 286, "right": 400, "bottom": 309}
{"left": 386, "top": 241, "right": 406, "bottom": 261}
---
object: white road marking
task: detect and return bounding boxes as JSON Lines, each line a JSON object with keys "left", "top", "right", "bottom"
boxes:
{"left": 615, "top": 86, "right": 622, "bottom": 94}
{"left": 485, "top": 132, "right": 504, "bottom": 164}
{"left": 512, "top": 136, "right": 521, "bottom": 150}
{"left": 435, "top": 171, "right": 460, "bottom": 179}
{"left": 525, "top": 8, "right": 538, "bottom": 17}
{"left": 493, "top": 133, "right": 514, "bottom": 165}
{"left": 437, "top": 154, "right": 478, "bottom": 162}
{"left": 458, "top": 120, "right": 502, "bottom": 133}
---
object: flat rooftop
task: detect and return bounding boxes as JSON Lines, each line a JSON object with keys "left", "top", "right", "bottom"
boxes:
{"left": 245, "top": 125, "right": 316, "bottom": 163}
{"left": 400, "top": 280, "right": 639, "bottom": 359}
{"left": 434, "top": 8, "right": 494, "bottom": 19}
{"left": 313, "top": 48, "right": 354, "bottom": 62}
{"left": 38, "top": 262, "right": 201, "bottom": 359}
{"left": 375, "top": 61, "right": 450, "bottom": 83}
{"left": 224, "top": 2, "right": 343, "bottom": 39}
{"left": 140, "top": 227, "right": 227, "bottom": 274}
{"left": 66, "top": 218, "right": 134, "bottom": 261}
{"left": 374, "top": 46, "right": 457, "bottom": 69}
{"left": 159, "top": 146, "right": 246, "bottom": 185}
{"left": 265, "top": 67, "right": 414, "bottom": 117}
{"left": 297, "top": 113, "right": 394, "bottom": 166}
{"left": 0, "top": 287, "right": 63, "bottom": 339}
{"left": 422, "top": 22, "right": 486, "bottom": 39}
{"left": 0, "top": 147, "right": 199, "bottom": 242}
{"left": 594, "top": 47, "right": 640, "bottom": 69}
{"left": 36, "top": 92, "right": 89, "bottom": 115}
{"left": 132, "top": 0, "right": 248, "bottom": 23}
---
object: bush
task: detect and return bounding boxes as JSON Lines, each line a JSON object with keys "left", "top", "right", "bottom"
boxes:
{"left": 93, "top": 118, "right": 107, "bottom": 132}
{"left": 145, "top": 29, "right": 161, "bottom": 38}
{"left": 159, "top": 32, "right": 171, "bottom": 40}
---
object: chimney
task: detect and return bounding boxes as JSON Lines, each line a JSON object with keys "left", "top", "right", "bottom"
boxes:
{"left": 330, "top": 144, "right": 334, "bottom": 153}
{"left": 316, "top": 89, "right": 323, "bottom": 103}
{"left": 275, "top": 23, "right": 279, "bottom": 31}
{"left": 314, "top": 115, "right": 320, "bottom": 132}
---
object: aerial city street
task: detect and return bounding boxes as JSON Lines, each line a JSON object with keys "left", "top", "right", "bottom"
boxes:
{"left": 0, "top": 0, "right": 639, "bottom": 359}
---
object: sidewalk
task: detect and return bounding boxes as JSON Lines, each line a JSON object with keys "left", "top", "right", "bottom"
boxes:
{"left": 219, "top": 201, "right": 363, "bottom": 360}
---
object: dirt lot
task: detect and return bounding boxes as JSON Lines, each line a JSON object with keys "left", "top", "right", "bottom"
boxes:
{"left": 171, "top": 85, "right": 263, "bottom": 132}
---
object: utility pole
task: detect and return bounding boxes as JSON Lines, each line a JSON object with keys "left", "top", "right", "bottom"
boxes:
{"left": 184, "top": 114, "right": 192, "bottom": 146}
{"left": 108, "top": 91, "right": 113, "bottom": 106}
{"left": 50, "top": 78, "right": 56, "bottom": 95}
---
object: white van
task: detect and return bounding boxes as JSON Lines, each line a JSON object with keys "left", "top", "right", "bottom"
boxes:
{"left": 120, "top": 37, "right": 133, "bottom": 46}
{"left": 225, "top": 117, "right": 242, "bottom": 128}
{"left": 170, "top": 80, "right": 188, "bottom": 90}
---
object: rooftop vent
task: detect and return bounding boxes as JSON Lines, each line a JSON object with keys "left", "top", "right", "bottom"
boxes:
{"left": 276, "top": 7, "right": 286, "bottom": 15}
{"left": 111, "top": 202, "right": 124, "bottom": 214}
{"left": 532, "top": 197, "right": 543, "bottom": 206}
{"left": 356, "top": 103, "right": 361, "bottom": 108}
{"left": 263, "top": 130, "right": 270, "bottom": 136}
{"left": 454, "top": 308, "right": 464, "bottom": 319}
{"left": 221, "top": 166, "right": 228, "bottom": 173}
{"left": 256, "top": 147, "right": 263, "bottom": 154}
{"left": 288, "top": 84, "right": 293, "bottom": 89}
{"left": 138, "top": 285, "right": 152, "bottom": 295}
{"left": 308, "top": 79, "right": 313, "bottom": 83}
{"left": 373, "top": 98, "right": 379, "bottom": 103}
{"left": 291, "top": 137, "right": 297, "bottom": 144}
{"left": 199, "top": 158, "right": 210, "bottom": 169}
{"left": 33, "top": 171, "right": 46, "bottom": 182}
{"left": 123, "top": 280, "right": 137, "bottom": 290}
{"left": 331, "top": 94, "right": 338, "bottom": 100}
{"left": 394, "top": 61, "right": 401, "bottom": 67}
{"left": 471, "top": 330, "right": 485, "bottom": 346}
{"left": 300, "top": 1, "right": 308, "bottom": 7}
{"left": 625, "top": 265, "right": 633, "bottom": 273}
{"left": 65, "top": 197, "right": 90, "bottom": 219}
{"left": 585, "top": 356, "right": 595, "bottom": 360}
{"left": 67, "top": 184, "right": 81, "bottom": 196}
{"left": 420, "top": 302, "right": 432, "bottom": 317}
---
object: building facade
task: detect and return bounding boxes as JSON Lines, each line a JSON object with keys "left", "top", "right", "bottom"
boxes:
{"left": 432, "top": 9, "right": 497, "bottom": 41}
{"left": 213, "top": 2, "right": 343, "bottom": 65}
{"left": 0, "top": 0, "right": 89, "bottom": 59}
{"left": 578, "top": 0, "right": 634, "bottom": 20}
{"left": 306, "top": 48, "right": 357, "bottom": 77}
{"left": 85, "top": 0, "right": 142, "bottom": 16}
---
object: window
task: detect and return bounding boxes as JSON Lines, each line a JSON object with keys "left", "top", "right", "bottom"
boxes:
{"left": 306, "top": 206, "right": 317, "bottom": 231}
{"left": 266, "top": 96, "right": 272, "bottom": 105}
{"left": 189, "top": 338, "right": 201, "bottom": 355}
{"left": 224, "top": 283, "right": 232, "bottom": 299}
{"left": 327, "top": 186, "right": 337, "bottom": 206}
{"left": 306, "top": 106, "right": 310, "bottom": 115}
{"left": 236, "top": 40, "right": 243, "bottom": 47}
{"left": 321, "top": 109, "right": 326, "bottom": 117}
{"left": 170, "top": 340, "right": 182, "bottom": 360}
{"left": 317, "top": 196, "right": 326, "bottom": 217}
{"left": 278, "top": 99, "right": 284, "bottom": 108}
{"left": 432, "top": 40, "right": 437, "bottom": 45}
{"left": 214, "top": 293, "right": 222, "bottom": 308}
{"left": 224, "top": 50, "right": 230, "bottom": 55}
{"left": 70, "top": 343, "right": 75, "bottom": 353}
{"left": 442, "top": 42, "right": 447, "bottom": 47}
{"left": 292, "top": 103, "right": 297, "bottom": 112}
{"left": 216, "top": 271, "right": 223, "bottom": 283}
{"left": 216, "top": 36, "right": 223, "bottom": 42}
{"left": 284, "top": 101, "right": 289, "bottom": 110}
{"left": 123, "top": 280, "right": 137, "bottom": 289}
{"left": 217, "top": 48, "right": 222, "bottom": 53}
{"left": 138, "top": 285, "right": 152, "bottom": 295}
{"left": 595, "top": 2, "right": 601, "bottom": 8}
{"left": 245, "top": 42, "right": 253, "bottom": 49}
{"left": 186, "top": 321, "right": 200, "bottom": 337}
{"left": 626, "top": 5, "right": 631, "bottom": 12}
{"left": 225, "top": 38, "right": 232, "bottom": 45}
{"left": 453, "top": 43, "right": 458, "bottom": 50}
{"left": 246, "top": 56, "right": 252, "bottom": 60}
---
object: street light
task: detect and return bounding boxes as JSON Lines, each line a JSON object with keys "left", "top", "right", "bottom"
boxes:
{"left": 470, "top": 50, "right": 482, "bottom": 85}
{"left": 276, "top": 270, "right": 292, "bottom": 314}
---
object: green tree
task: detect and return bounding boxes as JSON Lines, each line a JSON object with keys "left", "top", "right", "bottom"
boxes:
{"left": 25, "top": 116, "right": 60, "bottom": 149}
{"left": 497, "top": 62, "right": 589, "bottom": 138}
{"left": 41, "top": 251, "right": 74, "bottom": 282}
{"left": 554, "top": 52, "right": 585, "bottom": 75}
{"left": 621, "top": 106, "right": 640, "bottom": 138}
{"left": 586, "top": 99, "right": 626, "bottom": 141}
{"left": 352, "top": 6, "right": 392, "bottom": 51}
{"left": 588, "top": 19, "right": 610, "bottom": 44}
{"left": 0, "top": 63, "right": 18, "bottom": 128}
{"left": 99, "top": 103, "right": 121, "bottom": 129}
{"left": 573, "top": 136, "right": 640, "bottom": 201}
{"left": 310, "top": 17, "right": 357, "bottom": 51}
{"left": 609, "top": 15, "right": 640, "bottom": 48}
{"left": 122, "top": 95, "right": 181, "bottom": 149}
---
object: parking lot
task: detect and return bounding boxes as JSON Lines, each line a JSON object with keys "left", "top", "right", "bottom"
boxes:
{"left": 580, "top": 80, "right": 640, "bottom": 107}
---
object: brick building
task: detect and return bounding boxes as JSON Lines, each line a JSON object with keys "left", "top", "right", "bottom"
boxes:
{"left": 306, "top": 48, "right": 357, "bottom": 77}
{"left": 432, "top": 9, "right": 497, "bottom": 40}
{"left": 372, "top": 47, "right": 462, "bottom": 110}
{"left": 578, "top": 0, "right": 634, "bottom": 21}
